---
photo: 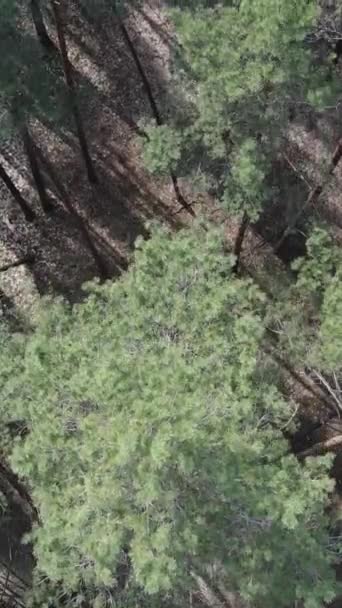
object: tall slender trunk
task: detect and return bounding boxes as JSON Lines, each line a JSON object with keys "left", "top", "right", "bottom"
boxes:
{"left": 171, "top": 173, "right": 195, "bottom": 217}
{"left": 115, "top": 7, "right": 162, "bottom": 126}
{"left": 232, "top": 212, "right": 249, "bottom": 274}
{"left": 51, "top": 0, "right": 98, "bottom": 184}
{"left": 330, "top": 137, "right": 342, "bottom": 173}
{"left": 30, "top": 0, "right": 55, "bottom": 52}
{"left": 114, "top": 6, "right": 195, "bottom": 217}
{"left": 22, "top": 124, "right": 54, "bottom": 213}
{"left": 0, "top": 161, "right": 35, "bottom": 222}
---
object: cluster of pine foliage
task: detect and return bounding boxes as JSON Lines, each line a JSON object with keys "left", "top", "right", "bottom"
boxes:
{"left": 1, "top": 1, "right": 342, "bottom": 608}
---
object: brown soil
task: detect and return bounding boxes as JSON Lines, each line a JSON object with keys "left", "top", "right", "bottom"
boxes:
{"left": 0, "top": 0, "right": 187, "bottom": 313}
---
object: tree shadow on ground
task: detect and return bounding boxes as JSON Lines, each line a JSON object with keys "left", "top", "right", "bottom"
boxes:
{"left": 254, "top": 159, "right": 309, "bottom": 264}
{"left": 137, "top": 3, "right": 178, "bottom": 48}
{"left": 0, "top": 0, "right": 186, "bottom": 304}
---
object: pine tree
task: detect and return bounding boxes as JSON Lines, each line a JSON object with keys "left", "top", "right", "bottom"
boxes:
{"left": 262, "top": 226, "right": 342, "bottom": 418}
{"left": 143, "top": 0, "right": 342, "bottom": 262}
{"left": 293, "top": 228, "right": 342, "bottom": 373}
{"left": 0, "top": 225, "right": 339, "bottom": 608}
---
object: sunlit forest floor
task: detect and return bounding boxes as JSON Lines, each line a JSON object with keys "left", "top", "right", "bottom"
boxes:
{"left": 0, "top": 0, "right": 189, "bottom": 310}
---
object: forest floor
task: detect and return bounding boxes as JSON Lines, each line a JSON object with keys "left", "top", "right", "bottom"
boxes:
{"left": 1, "top": 0, "right": 341, "bottom": 309}
{"left": 0, "top": 0, "right": 195, "bottom": 315}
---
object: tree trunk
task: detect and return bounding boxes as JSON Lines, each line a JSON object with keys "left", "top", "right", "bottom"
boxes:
{"left": 263, "top": 342, "right": 337, "bottom": 413}
{"left": 51, "top": 0, "right": 98, "bottom": 184}
{"left": 0, "top": 161, "right": 35, "bottom": 222}
{"left": 330, "top": 137, "right": 342, "bottom": 173}
{"left": 232, "top": 212, "right": 249, "bottom": 274}
{"left": 114, "top": 6, "right": 195, "bottom": 217}
{"left": 22, "top": 124, "right": 54, "bottom": 214}
{"left": 191, "top": 571, "right": 245, "bottom": 608}
{"left": 115, "top": 7, "right": 162, "bottom": 126}
{"left": 191, "top": 572, "right": 225, "bottom": 608}
{"left": 30, "top": 0, "right": 55, "bottom": 52}
{"left": 171, "top": 173, "right": 196, "bottom": 217}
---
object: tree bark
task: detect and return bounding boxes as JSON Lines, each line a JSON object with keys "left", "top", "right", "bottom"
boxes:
{"left": 191, "top": 571, "right": 244, "bottom": 608}
{"left": 232, "top": 212, "right": 249, "bottom": 274}
{"left": 0, "top": 161, "right": 35, "bottom": 222}
{"left": 191, "top": 572, "right": 225, "bottom": 608}
{"left": 114, "top": 6, "right": 195, "bottom": 217}
{"left": 22, "top": 124, "right": 54, "bottom": 214}
{"left": 51, "top": 0, "right": 98, "bottom": 184}
{"left": 30, "top": 0, "right": 55, "bottom": 52}
{"left": 171, "top": 173, "right": 196, "bottom": 217}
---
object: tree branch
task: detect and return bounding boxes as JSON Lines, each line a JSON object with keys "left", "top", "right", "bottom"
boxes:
{"left": 0, "top": 255, "right": 35, "bottom": 273}
{"left": 297, "top": 434, "right": 342, "bottom": 459}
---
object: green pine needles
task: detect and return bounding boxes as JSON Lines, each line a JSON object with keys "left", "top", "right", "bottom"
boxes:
{"left": 0, "top": 224, "right": 339, "bottom": 608}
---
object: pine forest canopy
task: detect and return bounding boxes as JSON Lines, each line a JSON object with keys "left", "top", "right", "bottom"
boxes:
{"left": 0, "top": 1, "right": 342, "bottom": 608}
{"left": 1, "top": 224, "right": 342, "bottom": 608}
{"left": 143, "top": 0, "right": 342, "bottom": 219}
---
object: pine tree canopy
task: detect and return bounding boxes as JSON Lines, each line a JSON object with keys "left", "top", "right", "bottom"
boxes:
{"left": 0, "top": 225, "right": 338, "bottom": 608}
{"left": 143, "top": 0, "right": 342, "bottom": 219}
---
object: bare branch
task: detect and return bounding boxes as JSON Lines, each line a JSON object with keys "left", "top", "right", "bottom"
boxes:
{"left": 297, "top": 434, "right": 342, "bottom": 459}
{"left": 312, "top": 370, "right": 342, "bottom": 416}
